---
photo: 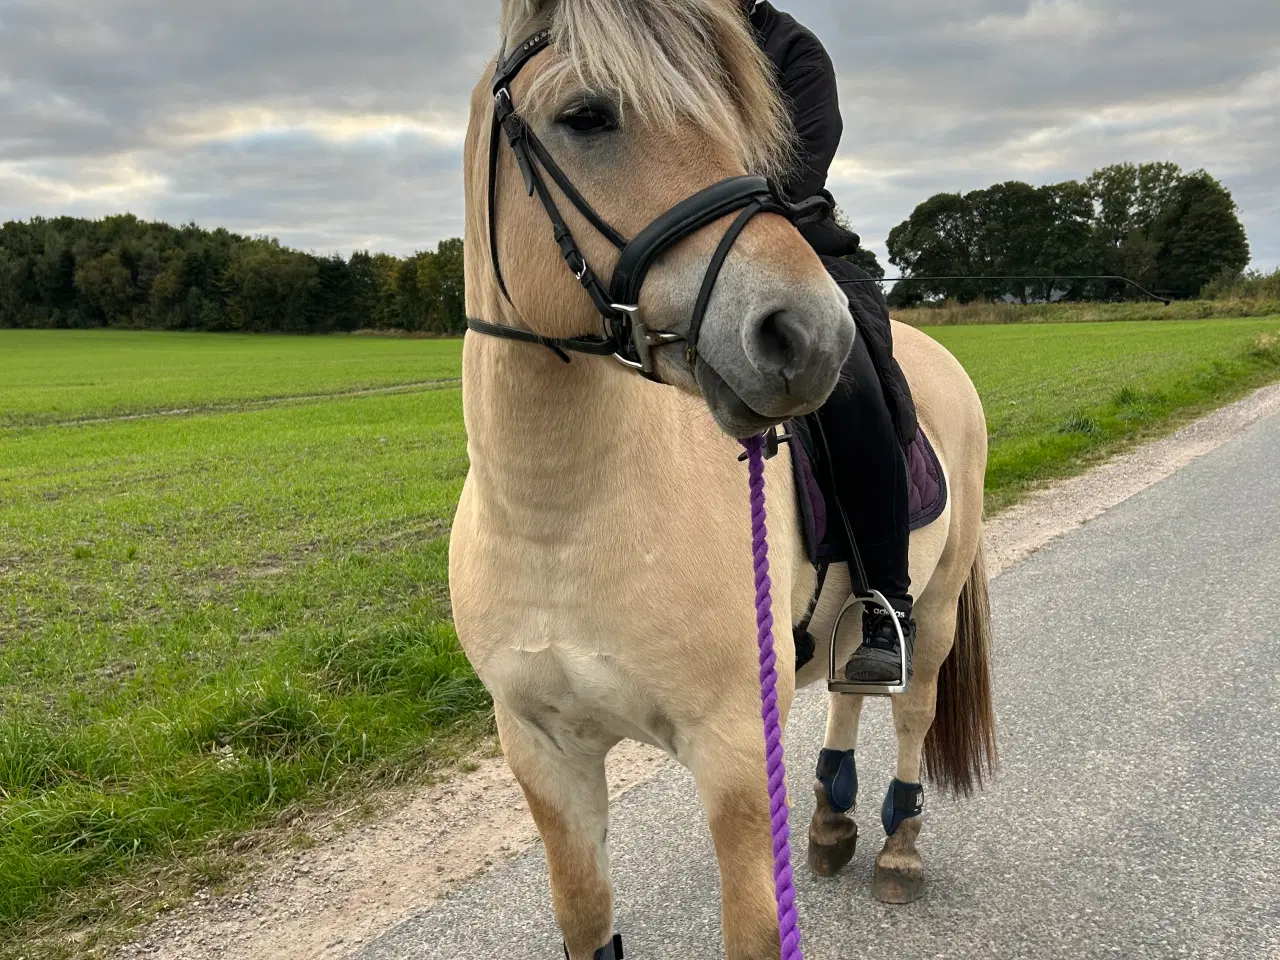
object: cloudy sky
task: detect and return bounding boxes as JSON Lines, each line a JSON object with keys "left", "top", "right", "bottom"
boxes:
{"left": 1, "top": 0, "right": 1277, "bottom": 270}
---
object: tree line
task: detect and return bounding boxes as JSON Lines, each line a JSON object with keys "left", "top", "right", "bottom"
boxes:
{"left": 886, "top": 162, "right": 1251, "bottom": 306}
{"left": 0, "top": 161, "right": 1256, "bottom": 333}
{"left": 0, "top": 216, "right": 465, "bottom": 334}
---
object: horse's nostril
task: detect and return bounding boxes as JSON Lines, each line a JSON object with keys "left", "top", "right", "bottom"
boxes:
{"left": 752, "top": 310, "right": 801, "bottom": 376}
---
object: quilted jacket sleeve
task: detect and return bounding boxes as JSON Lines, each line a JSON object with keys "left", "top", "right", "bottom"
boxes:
{"left": 776, "top": 32, "right": 843, "bottom": 205}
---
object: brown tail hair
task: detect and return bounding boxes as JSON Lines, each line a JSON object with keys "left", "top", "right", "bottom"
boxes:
{"left": 924, "top": 541, "right": 998, "bottom": 796}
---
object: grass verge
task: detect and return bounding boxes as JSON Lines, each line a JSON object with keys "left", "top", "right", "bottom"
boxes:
{"left": 1, "top": 386, "right": 486, "bottom": 955}
{"left": 926, "top": 318, "right": 1280, "bottom": 511}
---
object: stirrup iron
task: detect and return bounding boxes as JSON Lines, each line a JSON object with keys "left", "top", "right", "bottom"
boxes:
{"left": 827, "top": 588, "right": 910, "bottom": 697}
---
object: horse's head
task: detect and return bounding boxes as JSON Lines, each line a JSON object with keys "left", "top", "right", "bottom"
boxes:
{"left": 465, "top": 0, "right": 855, "bottom": 437}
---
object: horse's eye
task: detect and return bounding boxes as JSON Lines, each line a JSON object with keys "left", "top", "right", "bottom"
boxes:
{"left": 558, "top": 104, "right": 617, "bottom": 135}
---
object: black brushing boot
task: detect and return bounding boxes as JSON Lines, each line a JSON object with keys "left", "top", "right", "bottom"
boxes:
{"left": 565, "top": 935, "right": 623, "bottom": 960}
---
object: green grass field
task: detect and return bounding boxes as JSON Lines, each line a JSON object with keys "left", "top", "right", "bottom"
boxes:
{"left": 0, "top": 330, "right": 462, "bottom": 427}
{"left": 2, "top": 318, "right": 1279, "bottom": 953}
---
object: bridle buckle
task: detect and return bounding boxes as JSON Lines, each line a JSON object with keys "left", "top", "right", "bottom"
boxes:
{"left": 609, "top": 304, "right": 680, "bottom": 376}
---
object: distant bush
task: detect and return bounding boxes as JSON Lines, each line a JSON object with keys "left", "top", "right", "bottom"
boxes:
{"left": 1201, "top": 266, "right": 1280, "bottom": 302}
{"left": 891, "top": 297, "right": 1280, "bottom": 328}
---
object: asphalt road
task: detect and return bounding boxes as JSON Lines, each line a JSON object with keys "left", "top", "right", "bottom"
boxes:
{"left": 358, "top": 411, "right": 1280, "bottom": 960}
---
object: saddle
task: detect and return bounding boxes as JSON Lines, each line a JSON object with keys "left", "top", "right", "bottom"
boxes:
{"left": 788, "top": 416, "right": 948, "bottom": 567}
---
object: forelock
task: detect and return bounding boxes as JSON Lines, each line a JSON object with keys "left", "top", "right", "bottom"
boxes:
{"left": 501, "top": 0, "right": 794, "bottom": 180}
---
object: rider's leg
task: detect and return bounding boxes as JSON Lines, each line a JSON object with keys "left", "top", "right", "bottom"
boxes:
{"left": 814, "top": 334, "right": 915, "bottom": 684}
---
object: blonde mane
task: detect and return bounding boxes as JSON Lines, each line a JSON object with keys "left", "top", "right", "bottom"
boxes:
{"left": 501, "top": 0, "right": 794, "bottom": 180}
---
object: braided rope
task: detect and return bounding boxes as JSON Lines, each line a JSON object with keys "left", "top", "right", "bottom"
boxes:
{"left": 744, "top": 435, "right": 803, "bottom": 960}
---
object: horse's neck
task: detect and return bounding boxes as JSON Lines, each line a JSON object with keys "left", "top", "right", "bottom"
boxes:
{"left": 462, "top": 338, "right": 681, "bottom": 529}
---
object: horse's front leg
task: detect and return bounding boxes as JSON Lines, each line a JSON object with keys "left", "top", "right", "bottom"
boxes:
{"left": 495, "top": 704, "right": 616, "bottom": 959}
{"left": 685, "top": 695, "right": 800, "bottom": 960}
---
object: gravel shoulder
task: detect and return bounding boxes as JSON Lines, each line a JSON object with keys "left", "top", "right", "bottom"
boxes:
{"left": 116, "top": 381, "right": 1280, "bottom": 960}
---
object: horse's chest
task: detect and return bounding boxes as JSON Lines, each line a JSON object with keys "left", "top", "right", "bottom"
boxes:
{"left": 457, "top": 505, "right": 663, "bottom": 630}
{"left": 458, "top": 520, "right": 700, "bottom": 740}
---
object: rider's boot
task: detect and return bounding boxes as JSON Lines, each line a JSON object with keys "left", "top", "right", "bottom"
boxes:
{"left": 843, "top": 595, "right": 915, "bottom": 685}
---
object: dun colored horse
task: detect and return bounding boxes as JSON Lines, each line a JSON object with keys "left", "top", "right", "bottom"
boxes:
{"left": 450, "top": 1, "right": 996, "bottom": 957}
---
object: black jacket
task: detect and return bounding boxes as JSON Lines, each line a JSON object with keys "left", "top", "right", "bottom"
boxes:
{"left": 749, "top": 1, "right": 918, "bottom": 446}
{"left": 748, "top": 1, "right": 858, "bottom": 259}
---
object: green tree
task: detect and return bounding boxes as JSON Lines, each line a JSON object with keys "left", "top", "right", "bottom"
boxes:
{"left": 0, "top": 249, "right": 24, "bottom": 326}
{"left": 370, "top": 253, "right": 403, "bottom": 330}
{"left": 886, "top": 192, "right": 979, "bottom": 304}
{"left": 1037, "top": 180, "right": 1096, "bottom": 301}
{"left": 1151, "top": 171, "right": 1250, "bottom": 299}
{"left": 434, "top": 238, "right": 467, "bottom": 333}
{"left": 33, "top": 237, "right": 78, "bottom": 323}
{"left": 414, "top": 251, "right": 445, "bottom": 333}
{"left": 885, "top": 161, "right": 1251, "bottom": 306}
{"left": 74, "top": 252, "right": 136, "bottom": 325}
{"left": 348, "top": 251, "right": 379, "bottom": 328}
{"left": 1086, "top": 162, "right": 1183, "bottom": 298}
{"left": 315, "top": 254, "right": 356, "bottom": 332}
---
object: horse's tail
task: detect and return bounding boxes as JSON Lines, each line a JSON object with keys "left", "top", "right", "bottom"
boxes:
{"left": 924, "top": 539, "right": 997, "bottom": 797}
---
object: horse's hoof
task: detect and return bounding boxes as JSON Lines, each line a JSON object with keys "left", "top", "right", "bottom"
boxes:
{"left": 871, "top": 861, "right": 926, "bottom": 904}
{"left": 807, "top": 821, "right": 857, "bottom": 877}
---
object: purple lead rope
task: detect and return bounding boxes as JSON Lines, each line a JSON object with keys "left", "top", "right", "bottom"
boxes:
{"left": 744, "top": 435, "right": 804, "bottom": 960}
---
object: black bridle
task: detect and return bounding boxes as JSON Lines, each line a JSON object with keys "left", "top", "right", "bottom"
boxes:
{"left": 468, "top": 29, "right": 830, "bottom": 380}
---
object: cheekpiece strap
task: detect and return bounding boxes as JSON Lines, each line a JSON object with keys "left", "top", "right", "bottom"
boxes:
{"left": 493, "top": 29, "right": 552, "bottom": 94}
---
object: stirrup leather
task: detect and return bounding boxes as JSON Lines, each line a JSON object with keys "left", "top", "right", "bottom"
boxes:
{"left": 827, "top": 589, "right": 910, "bottom": 697}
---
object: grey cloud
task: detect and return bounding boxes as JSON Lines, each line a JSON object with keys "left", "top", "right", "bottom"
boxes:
{"left": 0, "top": 0, "right": 1276, "bottom": 267}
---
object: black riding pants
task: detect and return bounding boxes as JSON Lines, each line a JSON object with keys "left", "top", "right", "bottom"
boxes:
{"left": 815, "top": 333, "right": 913, "bottom": 606}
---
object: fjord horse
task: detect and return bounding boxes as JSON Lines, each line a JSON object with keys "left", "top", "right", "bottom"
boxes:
{"left": 450, "top": 1, "right": 994, "bottom": 956}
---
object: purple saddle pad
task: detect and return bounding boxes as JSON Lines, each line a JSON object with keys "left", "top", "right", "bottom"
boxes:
{"left": 791, "top": 426, "right": 948, "bottom": 566}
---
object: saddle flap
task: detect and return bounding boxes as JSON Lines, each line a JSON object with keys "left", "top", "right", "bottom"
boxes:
{"left": 790, "top": 418, "right": 949, "bottom": 568}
